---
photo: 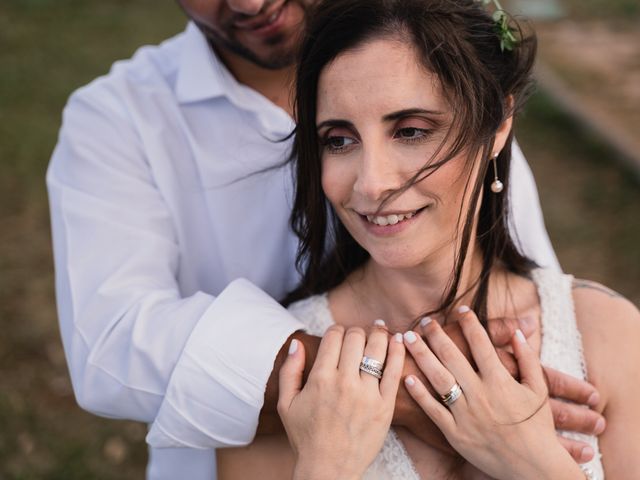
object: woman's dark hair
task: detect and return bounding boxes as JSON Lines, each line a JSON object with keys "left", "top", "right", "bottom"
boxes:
{"left": 285, "top": 0, "right": 538, "bottom": 325}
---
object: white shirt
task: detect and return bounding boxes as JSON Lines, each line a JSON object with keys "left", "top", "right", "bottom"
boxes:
{"left": 47, "top": 22, "right": 559, "bottom": 480}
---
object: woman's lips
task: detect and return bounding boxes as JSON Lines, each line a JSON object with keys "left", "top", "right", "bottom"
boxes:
{"left": 359, "top": 206, "right": 429, "bottom": 236}
{"left": 366, "top": 211, "right": 417, "bottom": 226}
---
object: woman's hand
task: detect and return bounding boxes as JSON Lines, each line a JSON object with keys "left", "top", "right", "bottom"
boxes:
{"left": 392, "top": 317, "right": 603, "bottom": 463}
{"left": 278, "top": 323, "right": 405, "bottom": 480}
{"left": 402, "top": 308, "right": 584, "bottom": 480}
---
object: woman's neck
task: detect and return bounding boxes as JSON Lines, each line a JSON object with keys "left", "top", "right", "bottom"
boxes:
{"left": 349, "top": 241, "right": 486, "bottom": 334}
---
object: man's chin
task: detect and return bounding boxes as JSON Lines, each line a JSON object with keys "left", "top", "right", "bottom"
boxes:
{"left": 215, "top": 35, "right": 298, "bottom": 70}
{"left": 251, "top": 44, "right": 299, "bottom": 70}
{"left": 196, "top": 20, "right": 295, "bottom": 70}
{"left": 196, "top": 0, "right": 306, "bottom": 71}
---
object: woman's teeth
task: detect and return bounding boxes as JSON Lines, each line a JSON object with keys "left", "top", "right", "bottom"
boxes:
{"left": 366, "top": 211, "right": 416, "bottom": 226}
{"left": 268, "top": 11, "right": 279, "bottom": 23}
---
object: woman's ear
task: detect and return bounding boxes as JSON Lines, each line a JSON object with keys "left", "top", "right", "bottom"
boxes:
{"left": 493, "top": 95, "right": 514, "bottom": 154}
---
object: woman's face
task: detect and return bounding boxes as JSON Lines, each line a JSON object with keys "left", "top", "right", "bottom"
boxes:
{"left": 317, "top": 37, "right": 491, "bottom": 270}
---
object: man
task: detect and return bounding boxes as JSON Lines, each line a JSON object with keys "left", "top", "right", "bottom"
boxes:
{"left": 47, "top": 1, "right": 604, "bottom": 478}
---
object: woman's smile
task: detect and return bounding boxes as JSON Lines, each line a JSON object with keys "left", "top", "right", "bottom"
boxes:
{"left": 317, "top": 37, "right": 474, "bottom": 269}
{"left": 355, "top": 205, "right": 431, "bottom": 236}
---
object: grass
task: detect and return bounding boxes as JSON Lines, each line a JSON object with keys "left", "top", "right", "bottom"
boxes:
{"left": 1, "top": 1, "right": 184, "bottom": 196}
{"left": 1, "top": 1, "right": 638, "bottom": 478}
{"left": 1, "top": 2, "right": 184, "bottom": 478}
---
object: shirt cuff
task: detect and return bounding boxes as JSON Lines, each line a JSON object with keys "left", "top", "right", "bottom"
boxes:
{"left": 146, "top": 278, "right": 304, "bottom": 449}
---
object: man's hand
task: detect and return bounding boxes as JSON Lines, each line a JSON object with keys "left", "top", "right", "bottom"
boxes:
{"left": 545, "top": 366, "right": 605, "bottom": 463}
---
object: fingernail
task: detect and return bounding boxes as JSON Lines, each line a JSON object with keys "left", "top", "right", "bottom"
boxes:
{"left": 288, "top": 339, "right": 298, "bottom": 355}
{"left": 457, "top": 305, "right": 470, "bottom": 314}
{"left": 515, "top": 329, "right": 526, "bottom": 344}
{"left": 517, "top": 315, "right": 535, "bottom": 331}
{"left": 394, "top": 333, "right": 403, "bottom": 343}
{"left": 420, "top": 316, "right": 432, "bottom": 327}
{"left": 580, "top": 445, "right": 594, "bottom": 462}
{"left": 587, "top": 391, "right": 600, "bottom": 407}
{"left": 594, "top": 418, "right": 606, "bottom": 435}
{"left": 404, "top": 331, "right": 417, "bottom": 344}
{"left": 405, "top": 375, "right": 416, "bottom": 387}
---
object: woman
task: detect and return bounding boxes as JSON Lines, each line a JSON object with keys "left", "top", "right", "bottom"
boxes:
{"left": 218, "top": 0, "right": 640, "bottom": 478}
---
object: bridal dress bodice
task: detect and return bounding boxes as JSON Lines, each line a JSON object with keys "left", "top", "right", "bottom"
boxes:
{"left": 287, "top": 268, "right": 604, "bottom": 479}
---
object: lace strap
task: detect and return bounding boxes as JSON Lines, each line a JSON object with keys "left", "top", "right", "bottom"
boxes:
{"left": 533, "top": 268, "right": 587, "bottom": 380}
{"left": 532, "top": 269, "right": 604, "bottom": 479}
{"left": 287, "top": 294, "right": 335, "bottom": 336}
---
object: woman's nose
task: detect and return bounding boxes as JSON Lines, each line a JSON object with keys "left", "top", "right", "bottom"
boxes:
{"left": 352, "top": 148, "right": 402, "bottom": 202}
{"left": 226, "top": 0, "right": 266, "bottom": 15}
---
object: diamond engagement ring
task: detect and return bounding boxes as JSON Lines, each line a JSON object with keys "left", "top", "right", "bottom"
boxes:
{"left": 359, "top": 356, "right": 384, "bottom": 379}
{"left": 440, "top": 382, "right": 463, "bottom": 407}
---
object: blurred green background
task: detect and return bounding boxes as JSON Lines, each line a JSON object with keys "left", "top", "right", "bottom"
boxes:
{"left": 1, "top": 0, "right": 638, "bottom": 478}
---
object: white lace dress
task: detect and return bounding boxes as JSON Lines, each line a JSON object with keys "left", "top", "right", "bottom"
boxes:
{"left": 287, "top": 268, "right": 604, "bottom": 479}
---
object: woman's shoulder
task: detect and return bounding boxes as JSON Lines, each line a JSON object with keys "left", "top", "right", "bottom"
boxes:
{"left": 571, "top": 280, "right": 640, "bottom": 473}
{"left": 287, "top": 293, "right": 329, "bottom": 318}
{"left": 571, "top": 278, "right": 640, "bottom": 406}
{"left": 287, "top": 294, "right": 335, "bottom": 336}
{"left": 571, "top": 278, "right": 639, "bottom": 334}
{"left": 531, "top": 267, "right": 638, "bottom": 331}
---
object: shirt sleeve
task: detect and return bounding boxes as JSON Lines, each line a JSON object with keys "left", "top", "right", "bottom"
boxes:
{"left": 47, "top": 85, "right": 304, "bottom": 449}
{"left": 508, "top": 141, "right": 561, "bottom": 271}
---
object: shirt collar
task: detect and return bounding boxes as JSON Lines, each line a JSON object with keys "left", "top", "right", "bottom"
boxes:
{"left": 176, "top": 22, "right": 229, "bottom": 104}
{"left": 175, "top": 22, "right": 295, "bottom": 134}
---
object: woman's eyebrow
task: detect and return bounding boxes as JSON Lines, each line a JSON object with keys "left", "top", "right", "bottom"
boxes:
{"left": 316, "top": 109, "right": 444, "bottom": 130}
{"left": 316, "top": 119, "right": 354, "bottom": 131}
{"left": 382, "top": 108, "right": 445, "bottom": 122}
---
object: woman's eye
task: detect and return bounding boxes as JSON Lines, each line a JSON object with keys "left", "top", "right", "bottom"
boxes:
{"left": 395, "top": 127, "right": 429, "bottom": 141}
{"left": 323, "top": 136, "right": 356, "bottom": 152}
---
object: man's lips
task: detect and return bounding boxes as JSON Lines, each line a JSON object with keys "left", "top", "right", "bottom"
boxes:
{"left": 233, "top": 1, "right": 286, "bottom": 31}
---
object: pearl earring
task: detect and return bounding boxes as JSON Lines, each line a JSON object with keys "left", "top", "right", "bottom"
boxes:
{"left": 490, "top": 153, "right": 504, "bottom": 193}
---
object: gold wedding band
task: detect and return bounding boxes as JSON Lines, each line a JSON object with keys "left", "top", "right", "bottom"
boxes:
{"left": 440, "top": 382, "right": 463, "bottom": 407}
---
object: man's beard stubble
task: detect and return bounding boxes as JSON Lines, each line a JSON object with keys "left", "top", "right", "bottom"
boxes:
{"left": 198, "top": 0, "right": 310, "bottom": 70}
